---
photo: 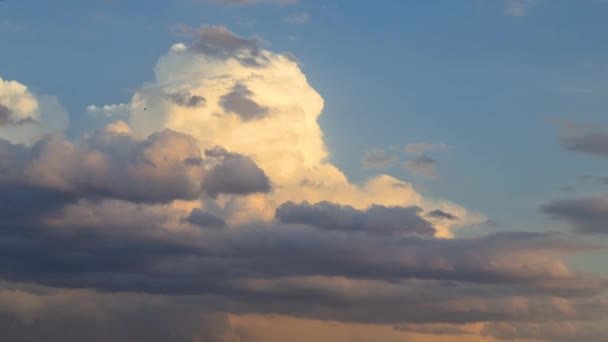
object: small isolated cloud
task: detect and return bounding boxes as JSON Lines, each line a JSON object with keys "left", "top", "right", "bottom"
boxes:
{"left": 361, "top": 148, "right": 397, "bottom": 169}
{"left": 404, "top": 142, "right": 448, "bottom": 179}
{"left": 405, "top": 143, "right": 449, "bottom": 155}
{"left": 284, "top": 12, "right": 310, "bottom": 24}
{"left": 504, "top": 0, "right": 540, "bottom": 17}
{"left": 406, "top": 154, "right": 438, "bottom": 178}
{"left": 542, "top": 196, "right": 608, "bottom": 234}
{"left": 560, "top": 125, "right": 608, "bottom": 159}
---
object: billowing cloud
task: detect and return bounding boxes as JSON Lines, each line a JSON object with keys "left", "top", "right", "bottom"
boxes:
{"left": 542, "top": 196, "right": 608, "bottom": 234}
{"left": 0, "top": 125, "right": 270, "bottom": 204}
{"left": 361, "top": 148, "right": 397, "bottom": 169}
{"left": 203, "top": 146, "right": 271, "bottom": 197}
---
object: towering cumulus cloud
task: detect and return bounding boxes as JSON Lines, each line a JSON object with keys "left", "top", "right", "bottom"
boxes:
{"left": 0, "top": 25, "right": 607, "bottom": 342}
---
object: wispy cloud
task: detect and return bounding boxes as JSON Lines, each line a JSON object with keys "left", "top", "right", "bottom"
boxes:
{"left": 504, "top": 0, "right": 540, "bottom": 17}
{"left": 284, "top": 12, "right": 310, "bottom": 24}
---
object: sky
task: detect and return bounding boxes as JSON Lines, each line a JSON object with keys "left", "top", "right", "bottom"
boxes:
{"left": 0, "top": 0, "right": 607, "bottom": 341}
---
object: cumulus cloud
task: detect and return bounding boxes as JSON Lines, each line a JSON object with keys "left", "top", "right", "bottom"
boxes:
{"left": 203, "top": 146, "right": 271, "bottom": 197}
{"left": 361, "top": 148, "right": 397, "bottom": 169}
{"left": 0, "top": 127, "right": 270, "bottom": 204}
{"left": 542, "top": 195, "right": 608, "bottom": 234}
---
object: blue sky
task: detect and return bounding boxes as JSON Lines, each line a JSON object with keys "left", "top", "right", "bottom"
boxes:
{"left": 1, "top": 1, "right": 608, "bottom": 341}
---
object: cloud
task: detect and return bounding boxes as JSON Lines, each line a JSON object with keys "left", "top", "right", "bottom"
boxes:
{"left": 178, "top": 24, "right": 269, "bottom": 67}
{"left": 0, "top": 103, "right": 36, "bottom": 126}
{"left": 284, "top": 12, "right": 310, "bottom": 24}
{"left": 542, "top": 195, "right": 608, "bottom": 234}
{"left": 426, "top": 209, "right": 458, "bottom": 220}
{"left": 504, "top": 0, "right": 540, "bottom": 17}
{"left": 275, "top": 201, "right": 436, "bottom": 236}
{"left": 163, "top": 91, "right": 206, "bottom": 108}
{"left": 220, "top": 83, "right": 269, "bottom": 121}
{"left": 203, "top": 146, "right": 271, "bottom": 197}
{"left": 405, "top": 143, "right": 449, "bottom": 155}
{"left": 361, "top": 148, "right": 397, "bottom": 169}
{"left": 0, "top": 127, "right": 270, "bottom": 204}
{"left": 0, "top": 77, "right": 69, "bottom": 144}
{"left": 186, "top": 208, "right": 227, "bottom": 228}
{"left": 560, "top": 126, "right": 608, "bottom": 159}
{"left": 404, "top": 143, "right": 448, "bottom": 179}
{"left": 406, "top": 154, "right": 438, "bottom": 178}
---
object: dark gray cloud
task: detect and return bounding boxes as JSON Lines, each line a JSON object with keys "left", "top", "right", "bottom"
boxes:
{"left": 181, "top": 25, "right": 269, "bottom": 67}
{"left": 0, "top": 130, "right": 270, "bottom": 204}
{"left": 561, "top": 127, "right": 608, "bottom": 158}
{"left": 163, "top": 92, "right": 206, "bottom": 108}
{"left": 361, "top": 148, "right": 397, "bottom": 169}
{"left": 275, "top": 201, "right": 436, "bottom": 236}
{"left": 203, "top": 147, "right": 271, "bottom": 197}
{"left": 405, "top": 153, "right": 438, "bottom": 178}
{"left": 426, "top": 209, "right": 458, "bottom": 220}
{"left": 220, "top": 83, "right": 269, "bottom": 121}
{"left": 542, "top": 196, "right": 608, "bottom": 234}
{"left": 186, "top": 208, "right": 227, "bottom": 228}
